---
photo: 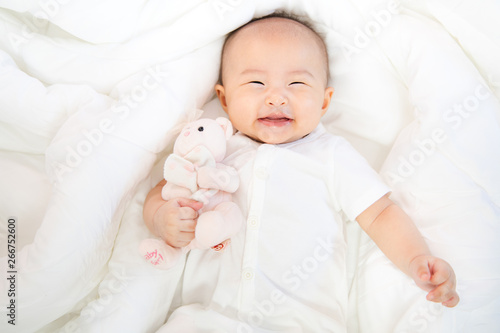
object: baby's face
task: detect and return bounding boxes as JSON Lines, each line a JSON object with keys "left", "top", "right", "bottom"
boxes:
{"left": 216, "top": 17, "right": 334, "bottom": 144}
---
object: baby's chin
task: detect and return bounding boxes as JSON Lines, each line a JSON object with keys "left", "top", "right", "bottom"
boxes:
{"left": 246, "top": 131, "right": 300, "bottom": 145}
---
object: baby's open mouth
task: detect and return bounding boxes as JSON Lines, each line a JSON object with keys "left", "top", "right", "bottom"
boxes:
{"left": 258, "top": 114, "right": 293, "bottom": 127}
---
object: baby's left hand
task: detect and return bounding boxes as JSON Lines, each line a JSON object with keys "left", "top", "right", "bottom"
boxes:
{"left": 408, "top": 255, "right": 459, "bottom": 307}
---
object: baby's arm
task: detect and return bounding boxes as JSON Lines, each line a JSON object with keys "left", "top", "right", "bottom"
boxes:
{"left": 143, "top": 179, "right": 203, "bottom": 247}
{"left": 356, "top": 194, "right": 459, "bottom": 307}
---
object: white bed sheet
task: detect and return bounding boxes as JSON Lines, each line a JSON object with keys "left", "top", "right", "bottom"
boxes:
{"left": 0, "top": 0, "right": 499, "bottom": 332}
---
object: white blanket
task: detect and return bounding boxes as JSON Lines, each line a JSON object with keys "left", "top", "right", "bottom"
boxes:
{"left": 0, "top": 0, "right": 499, "bottom": 332}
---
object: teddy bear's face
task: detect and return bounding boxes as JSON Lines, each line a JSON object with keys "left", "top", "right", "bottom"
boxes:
{"left": 174, "top": 118, "right": 229, "bottom": 162}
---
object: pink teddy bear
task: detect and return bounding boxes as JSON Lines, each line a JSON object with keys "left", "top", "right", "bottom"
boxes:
{"left": 139, "top": 117, "right": 244, "bottom": 269}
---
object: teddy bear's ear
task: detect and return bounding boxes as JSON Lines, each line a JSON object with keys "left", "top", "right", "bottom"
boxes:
{"left": 215, "top": 117, "right": 233, "bottom": 140}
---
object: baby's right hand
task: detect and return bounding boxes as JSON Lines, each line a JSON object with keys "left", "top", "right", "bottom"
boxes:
{"left": 409, "top": 255, "right": 459, "bottom": 307}
{"left": 153, "top": 197, "right": 203, "bottom": 248}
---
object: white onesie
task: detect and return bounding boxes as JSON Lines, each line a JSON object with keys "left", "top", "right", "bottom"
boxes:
{"left": 161, "top": 124, "right": 390, "bottom": 333}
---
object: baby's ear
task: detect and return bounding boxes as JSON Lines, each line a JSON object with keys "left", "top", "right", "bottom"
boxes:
{"left": 215, "top": 117, "right": 233, "bottom": 140}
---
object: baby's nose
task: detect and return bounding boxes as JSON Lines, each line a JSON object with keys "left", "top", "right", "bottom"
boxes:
{"left": 265, "top": 94, "right": 287, "bottom": 107}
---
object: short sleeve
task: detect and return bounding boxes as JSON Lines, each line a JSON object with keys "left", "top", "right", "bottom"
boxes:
{"left": 330, "top": 137, "right": 391, "bottom": 221}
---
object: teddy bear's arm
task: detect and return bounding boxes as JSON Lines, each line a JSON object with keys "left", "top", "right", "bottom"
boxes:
{"left": 164, "top": 154, "right": 198, "bottom": 193}
{"left": 197, "top": 163, "right": 239, "bottom": 193}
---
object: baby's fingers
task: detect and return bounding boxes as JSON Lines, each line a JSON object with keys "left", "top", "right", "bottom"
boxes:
{"left": 427, "top": 284, "right": 459, "bottom": 308}
{"left": 410, "top": 256, "right": 460, "bottom": 307}
{"left": 442, "top": 292, "right": 460, "bottom": 307}
{"left": 428, "top": 259, "right": 453, "bottom": 285}
{"left": 415, "top": 261, "right": 431, "bottom": 283}
{"left": 426, "top": 264, "right": 459, "bottom": 307}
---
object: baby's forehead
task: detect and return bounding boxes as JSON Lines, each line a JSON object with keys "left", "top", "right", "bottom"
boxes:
{"left": 220, "top": 16, "right": 329, "bottom": 83}
{"left": 227, "top": 17, "right": 318, "bottom": 48}
{"left": 247, "top": 17, "right": 308, "bottom": 34}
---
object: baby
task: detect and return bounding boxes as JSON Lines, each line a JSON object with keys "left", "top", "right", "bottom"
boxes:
{"left": 143, "top": 12, "right": 459, "bottom": 332}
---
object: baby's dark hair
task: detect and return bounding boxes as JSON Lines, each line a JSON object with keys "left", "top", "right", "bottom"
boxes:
{"left": 218, "top": 11, "right": 330, "bottom": 85}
